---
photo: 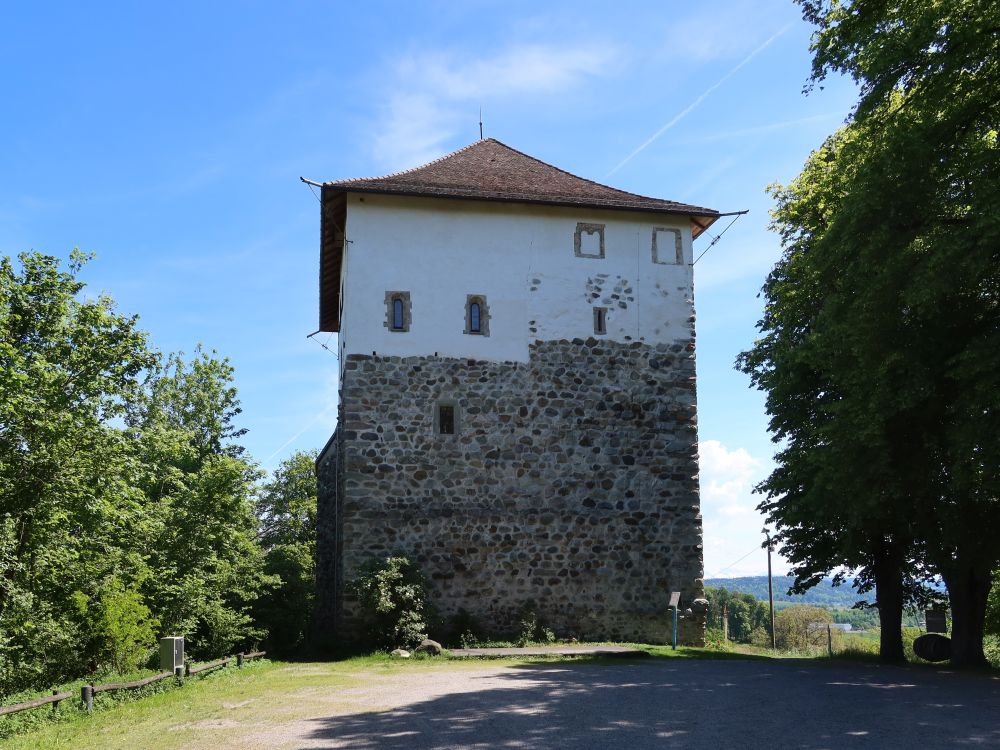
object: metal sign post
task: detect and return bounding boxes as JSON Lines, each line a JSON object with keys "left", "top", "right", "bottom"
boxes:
{"left": 669, "top": 591, "right": 681, "bottom": 650}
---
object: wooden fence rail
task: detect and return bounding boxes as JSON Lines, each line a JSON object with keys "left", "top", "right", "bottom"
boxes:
{"left": 1, "top": 650, "right": 266, "bottom": 720}
{"left": 0, "top": 691, "right": 73, "bottom": 717}
{"left": 92, "top": 671, "right": 174, "bottom": 694}
{"left": 187, "top": 658, "right": 230, "bottom": 676}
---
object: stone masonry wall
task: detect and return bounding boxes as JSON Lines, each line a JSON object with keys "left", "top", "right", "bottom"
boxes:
{"left": 317, "top": 337, "right": 706, "bottom": 645}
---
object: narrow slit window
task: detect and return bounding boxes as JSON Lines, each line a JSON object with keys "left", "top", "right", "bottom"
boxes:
{"left": 392, "top": 298, "right": 404, "bottom": 330}
{"left": 594, "top": 307, "right": 607, "bottom": 335}
{"left": 384, "top": 291, "right": 411, "bottom": 332}
{"left": 438, "top": 404, "right": 455, "bottom": 435}
{"left": 464, "top": 295, "right": 489, "bottom": 335}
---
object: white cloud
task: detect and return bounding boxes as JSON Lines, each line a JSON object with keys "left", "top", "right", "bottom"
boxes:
{"left": 700, "top": 440, "right": 759, "bottom": 521}
{"left": 371, "top": 43, "right": 617, "bottom": 170}
{"left": 698, "top": 439, "right": 789, "bottom": 577}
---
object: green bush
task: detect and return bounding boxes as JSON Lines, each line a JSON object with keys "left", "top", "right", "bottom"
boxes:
{"left": 515, "top": 602, "right": 555, "bottom": 646}
{"left": 349, "top": 555, "right": 431, "bottom": 649}
{"left": 773, "top": 605, "right": 833, "bottom": 651}
{"left": 445, "top": 608, "right": 483, "bottom": 648}
{"left": 90, "top": 578, "right": 159, "bottom": 674}
{"left": 704, "top": 627, "right": 731, "bottom": 651}
{"left": 985, "top": 635, "right": 1000, "bottom": 668}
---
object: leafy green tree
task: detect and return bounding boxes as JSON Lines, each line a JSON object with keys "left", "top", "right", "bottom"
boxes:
{"left": 705, "top": 587, "right": 771, "bottom": 643}
{"left": 0, "top": 251, "right": 156, "bottom": 694}
{"left": 130, "top": 349, "right": 272, "bottom": 659}
{"left": 740, "top": 0, "right": 1000, "bottom": 667}
{"left": 0, "top": 251, "right": 279, "bottom": 694}
{"left": 253, "top": 451, "right": 318, "bottom": 655}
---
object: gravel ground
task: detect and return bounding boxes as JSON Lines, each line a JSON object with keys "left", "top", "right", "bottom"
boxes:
{"left": 274, "top": 659, "right": 999, "bottom": 749}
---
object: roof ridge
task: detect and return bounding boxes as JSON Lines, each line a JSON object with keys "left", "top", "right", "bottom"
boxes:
{"left": 325, "top": 139, "right": 489, "bottom": 186}
{"left": 485, "top": 139, "right": 661, "bottom": 204}
{"left": 321, "top": 138, "right": 719, "bottom": 218}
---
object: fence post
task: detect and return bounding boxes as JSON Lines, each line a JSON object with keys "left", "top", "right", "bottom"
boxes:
{"left": 81, "top": 684, "right": 93, "bottom": 714}
{"left": 175, "top": 666, "right": 184, "bottom": 685}
{"left": 827, "top": 624, "right": 833, "bottom": 657}
{"left": 51, "top": 689, "right": 59, "bottom": 715}
{"left": 237, "top": 652, "right": 244, "bottom": 669}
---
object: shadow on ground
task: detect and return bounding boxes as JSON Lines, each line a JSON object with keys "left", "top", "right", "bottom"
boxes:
{"left": 301, "top": 659, "right": 1000, "bottom": 749}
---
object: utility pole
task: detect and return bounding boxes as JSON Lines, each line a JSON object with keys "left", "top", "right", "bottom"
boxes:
{"left": 764, "top": 528, "right": 776, "bottom": 649}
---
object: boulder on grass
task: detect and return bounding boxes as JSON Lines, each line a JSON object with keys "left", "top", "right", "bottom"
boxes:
{"left": 390, "top": 648, "right": 411, "bottom": 659}
{"left": 415, "top": 639, "right": 443, "bottom": 656}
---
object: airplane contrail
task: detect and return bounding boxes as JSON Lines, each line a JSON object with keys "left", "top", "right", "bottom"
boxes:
{"left": 605, "top": 23, "right": 793, "bottom": 178}
{"left": 263, "top": 401, "right": 338, "bottom": 468}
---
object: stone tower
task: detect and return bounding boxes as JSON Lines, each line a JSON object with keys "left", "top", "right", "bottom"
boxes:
{"left": 312, "top": 139, "right": 719, "bottom": 645}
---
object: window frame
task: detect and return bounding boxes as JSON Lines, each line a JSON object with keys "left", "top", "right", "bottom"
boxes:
{"left": 384, "top": 291, "right": 412, "bottom": 332}
{"left": 464, "top": 294, "right": 490, "bottom": 336}
{"left": 593, "top": 306, "right": 608, "bottom": 335}
{"left": 435, "top": 400, "right": 459, "bottom": 436}
{"left": 651, "top": 227, "right": 684, "bottom": 265}
{"left": 574, "top": 222, "right": 606, "bottom": 259}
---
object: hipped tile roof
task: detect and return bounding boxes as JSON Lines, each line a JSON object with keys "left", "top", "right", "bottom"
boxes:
{"left": 322, "top": 138, "right": 720, "bottom": 222}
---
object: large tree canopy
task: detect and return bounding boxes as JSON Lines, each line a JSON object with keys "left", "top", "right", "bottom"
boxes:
{"left": 740, "top": 0, "right": 1000, "bottom": 666}
{"left": 0, "top": 252, "right": 272, "bottom": 697}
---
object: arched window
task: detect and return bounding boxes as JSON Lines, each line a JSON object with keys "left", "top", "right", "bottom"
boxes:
{"left": 392, "top": 297, "right": 404, "bottom": 330}
{"left": 384, "top": 291, "right": 410, "bottom": 332}
{"left": 464, "top": 295, "right": 489, "bottom": 336}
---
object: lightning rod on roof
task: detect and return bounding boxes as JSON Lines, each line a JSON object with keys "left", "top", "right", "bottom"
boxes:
{"left": 479, "top": 107, "right": 484, "bottom": 140}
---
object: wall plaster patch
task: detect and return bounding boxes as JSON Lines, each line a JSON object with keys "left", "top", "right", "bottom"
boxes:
{"left": 574, "top": 223, "right": 605, "bottom": 259}
{"left": 652, "top": 228, "right": 683, "bottom": 265}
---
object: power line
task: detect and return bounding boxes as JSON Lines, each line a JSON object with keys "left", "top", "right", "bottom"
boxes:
{"left": 712, "top": 544, "right": 761, "bottom": 577}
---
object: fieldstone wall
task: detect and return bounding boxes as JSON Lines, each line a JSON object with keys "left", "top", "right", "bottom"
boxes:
{"left": 315, "top": 337, "right": 705, "bottom": 645}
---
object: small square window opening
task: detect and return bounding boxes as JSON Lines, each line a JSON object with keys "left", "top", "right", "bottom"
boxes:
{"left": 438, "top": 404, "right": 455, "bottom": 435}
{"left": 574, "top": 222, "right": 605, "bottom": 259}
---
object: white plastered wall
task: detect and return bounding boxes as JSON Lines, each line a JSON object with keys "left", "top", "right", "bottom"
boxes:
{"left": 338, "top": 194, "right": 695, "bottom": 367}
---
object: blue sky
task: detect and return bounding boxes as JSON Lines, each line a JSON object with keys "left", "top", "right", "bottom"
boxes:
{"left": 1, "top": 1, "right": 858, "bottom": 576}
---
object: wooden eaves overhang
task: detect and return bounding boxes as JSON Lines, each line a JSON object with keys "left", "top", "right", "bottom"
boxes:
{"left": 315, "top": 138, "right": 721, "bottom": 333}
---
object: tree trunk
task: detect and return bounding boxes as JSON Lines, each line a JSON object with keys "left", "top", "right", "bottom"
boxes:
{"left": 942, "top": 563, "right": 991, "bottom": 668}
{"left": 873, "top": 555, "right": 905, "bottom": 663}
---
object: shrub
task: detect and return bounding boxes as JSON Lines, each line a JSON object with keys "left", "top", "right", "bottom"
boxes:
{"left": 92, "top": 579, "right": 159, "bottom": 674}
{"left": 773, "top": 605, "right": 833, "bottom": 651}
{"left": 515, "top": 602, "right": 555, "bottom": 646}
{"left": 985, "top": 635, "right": 1000, "bottom": 668}
{"left": 704, "top": 627, "right": 731, "bottom": 651}
{"left": 349, "top": 555, "right": 430, "bottom": 649}
{"left": 446, "top": 608, "right": 483, "bottom": 648}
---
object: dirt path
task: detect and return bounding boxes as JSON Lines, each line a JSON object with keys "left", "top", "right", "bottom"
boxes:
{"left": 192, "top": 659, "right": 1000, "bottom": 749}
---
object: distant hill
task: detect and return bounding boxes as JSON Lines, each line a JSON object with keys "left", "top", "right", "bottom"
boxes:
{"left": 705, "top": 576, "right": 869, "bottom": 608}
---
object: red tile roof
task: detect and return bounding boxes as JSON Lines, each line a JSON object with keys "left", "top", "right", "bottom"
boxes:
{"left": 323, "top": 138, "right": 720, "bottom": 222}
